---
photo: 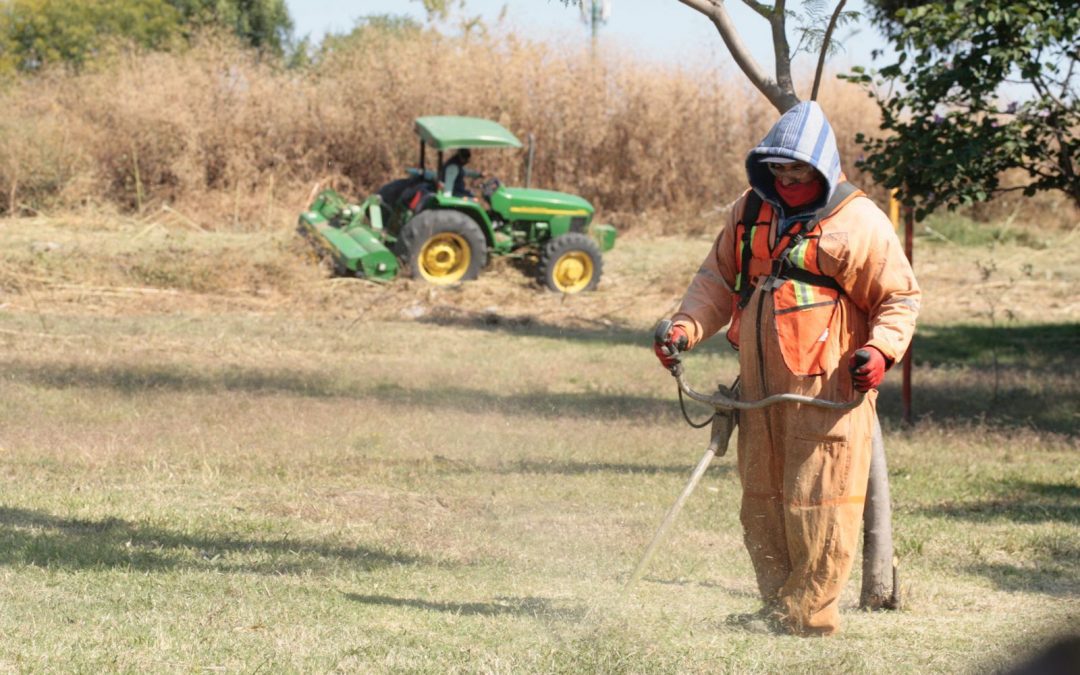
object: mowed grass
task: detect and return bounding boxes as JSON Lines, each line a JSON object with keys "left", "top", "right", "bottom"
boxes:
{"left": 0, "top": 216, "right": 1077, "bottom": 672}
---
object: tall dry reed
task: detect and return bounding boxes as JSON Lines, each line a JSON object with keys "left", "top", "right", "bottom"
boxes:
{"left": 0, "top": 28, "right": 1069, "bottom": 230}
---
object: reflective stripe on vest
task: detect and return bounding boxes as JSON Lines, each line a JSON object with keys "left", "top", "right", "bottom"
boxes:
{"left": 733, "top": 215, "right": 830, "bottom": 303}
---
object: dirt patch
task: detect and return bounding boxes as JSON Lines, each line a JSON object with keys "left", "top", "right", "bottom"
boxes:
{"left": 1, "top": 214, "right": 1076, "bottom": 333}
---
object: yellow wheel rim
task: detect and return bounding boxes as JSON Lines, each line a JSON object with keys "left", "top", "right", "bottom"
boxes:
{"left": 552, "top": 251, "right": 594, "bottom": 293}
{"left": 418, "top": 232, "right": 471, "bottom": 284}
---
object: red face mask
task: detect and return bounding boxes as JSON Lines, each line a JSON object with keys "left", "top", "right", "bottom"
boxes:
{"left": 775, "top": 177, "right": 824, "bottom": 207}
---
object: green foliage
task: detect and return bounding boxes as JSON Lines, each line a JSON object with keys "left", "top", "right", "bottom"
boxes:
{"left": 0, "top": 0, "right": 295, "bottom": 74}
{"left": 0, "top": 0, "right": 182, "bottom": 74}
{"left": 845, "top": 0, "right": 1079, "bottom": 220}
{"left": 861, "top": 0, "right": 928, "bottom": 40}
{"left": 166, "top": 0, "right": 294, "bottom": 55}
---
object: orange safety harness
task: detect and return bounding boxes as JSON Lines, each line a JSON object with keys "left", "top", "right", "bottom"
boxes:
{"left": 727, "top": 182, "right": 860, "bottom": 375}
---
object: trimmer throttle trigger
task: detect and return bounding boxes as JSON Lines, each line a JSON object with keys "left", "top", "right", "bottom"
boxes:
{"left": 851, "top": 348, "right": 872, "bottom": 374}
{"left": 654, "top": 320, "right": 687, "bottom": 356}
{"left": 654, "top": 319, "right": 673, "bottom": 347}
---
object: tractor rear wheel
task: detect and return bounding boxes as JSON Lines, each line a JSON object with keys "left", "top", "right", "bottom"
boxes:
{"left": 539, "top": 233, "right": 602, "bottom": 293}
{"left": 396, "top": 210, "right": 487, "bottom": 285}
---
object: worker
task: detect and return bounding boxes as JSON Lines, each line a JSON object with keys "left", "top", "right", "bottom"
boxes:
{"left": 653, "top": 101, "right": 920, "bottom": 636}
{"left": 441, "top": 148, "right": 472, "bottom": 197}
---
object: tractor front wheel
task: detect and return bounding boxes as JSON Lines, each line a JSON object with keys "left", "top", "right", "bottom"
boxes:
{"left": 397, "top": 210, "right": 487, "bottom": 285}
{"left": 539, "top": 233, "right": 603, "bottom": 293}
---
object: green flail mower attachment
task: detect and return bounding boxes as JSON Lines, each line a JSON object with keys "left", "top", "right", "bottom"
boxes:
{"left": 298, "top": 190, "right": 399, "bottom": 282}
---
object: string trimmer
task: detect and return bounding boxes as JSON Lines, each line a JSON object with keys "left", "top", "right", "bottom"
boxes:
{"left": 625, "top": 320, "right": 869, "bottom": 589}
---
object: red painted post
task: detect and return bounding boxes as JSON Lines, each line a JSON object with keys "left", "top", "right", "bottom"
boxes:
{"left": 902, "top": 205, "right": 914, "bottom": 425}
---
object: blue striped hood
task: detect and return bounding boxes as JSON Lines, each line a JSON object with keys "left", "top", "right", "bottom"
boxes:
{"left": 745, "top": 101, "right": 842, "bottom": 214}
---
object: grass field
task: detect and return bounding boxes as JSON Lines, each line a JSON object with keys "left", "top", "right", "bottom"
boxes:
{"left": 0, "top": 214, "right": 1077, "bottom": 672}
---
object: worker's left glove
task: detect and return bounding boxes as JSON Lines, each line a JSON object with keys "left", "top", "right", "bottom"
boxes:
{"left": 850, "top": 346, "right": 888, "bottom": 392}
{"left": 654, "top": 323, "right": 689, "bottom": 370}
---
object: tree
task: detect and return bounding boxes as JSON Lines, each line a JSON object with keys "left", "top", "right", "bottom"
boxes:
{"left": 0, "top": 0, "right": 295, "bottom": 75}
{"left": 674, "top": 0, "right": 862, "bottom": 112}
{"left": 0, "top": 0, "right": 182, "bottom": 74}
{"left": 846, "top": 0, "right": 1079, "bottom": 219}
{"left": 167, "top": 0, "right": 294, "bottom": 56}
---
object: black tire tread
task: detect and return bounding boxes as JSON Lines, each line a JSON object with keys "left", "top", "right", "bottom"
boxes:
{"left": 539, "top": 232, "right": 603, "bottom": 293}
{"left": 396, "top": 209, "right": 487, "bottom": 282}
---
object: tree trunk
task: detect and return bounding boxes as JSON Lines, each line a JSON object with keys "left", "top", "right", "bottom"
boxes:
{"left": 677, "top": 0, "right": 801, "bottom": 113}
{"left": 861, "top": 413, "right": 899, "bottom": 609}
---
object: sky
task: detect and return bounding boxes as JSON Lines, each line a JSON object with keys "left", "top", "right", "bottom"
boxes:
{"left": 283, "top": 0, "right": 896, "bottom": 76}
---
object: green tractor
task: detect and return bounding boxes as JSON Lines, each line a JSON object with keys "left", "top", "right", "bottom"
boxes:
{"left": 298, "top": 116, "right": 616, "bottom": 293}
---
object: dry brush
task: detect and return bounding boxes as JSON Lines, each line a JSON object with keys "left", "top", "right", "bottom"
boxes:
{"left": 0, "top": 28, "right": 1069, "bottom": 230}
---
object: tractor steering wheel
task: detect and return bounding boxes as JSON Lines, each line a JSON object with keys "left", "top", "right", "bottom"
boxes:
{"left": 481, "top": 177, "right": 502, "bottom": 200}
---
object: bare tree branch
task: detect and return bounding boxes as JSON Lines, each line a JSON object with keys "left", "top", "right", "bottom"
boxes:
{"left": 1031, "top": 52, "right": 1068, "bottom": 109}
{"left": 770, "top": 0, "right": 795, "bottom": 100}
{"left": 996, "top": 184, "right": 1044, "bottom": 193}
{"left": 678, "top": 0, "right": 800, "bottom": 112}
{"left": 811, "top": 0, "right": 847, "bottom": 100}
{"left": 1060, "top": 55, "right": 1077, "bottom": 101}
{"left": 739, "top": 0, "right": 774, "bottom": 21}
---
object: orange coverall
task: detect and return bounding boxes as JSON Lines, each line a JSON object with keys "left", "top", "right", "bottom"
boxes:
{"left": 672, "top": 188, "right": 920, "bottom": 635}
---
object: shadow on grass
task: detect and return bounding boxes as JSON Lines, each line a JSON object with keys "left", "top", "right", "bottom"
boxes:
{"left": 970, "top": 556, "right": 1080, "bottom": 598}
{"left": 15, "top": 352, "right": 1074, "bottom": 435}
{"left": 638, "top": 577, "right": 758, "bottom": 597}
{"left": 416, "top": 309, "right": 649, "bottom": 348}
{"left": 912, "top": 323, "right": 1078, "bottom": 372}
{"left": 919, "top": 480, "right": 1080, "bottom": 524}
{"left": 920, "top": 479, "right": 1079, "bottom": 596}
{"left": 8, "top": 321, "right": 1074, "bottom": 433}
{"left": 0, "top": 506, "right": 428, "bottom": 574}
{"left": 2, "top": 360, "right": 683, "bottom": 422}
{"left": 345, "top": 593, "right": 585, "bottom": 620}
{"left": 875, "top": 323, "right": 1079, "bottom": 435}
{"left": 413, "top": 310, "right": 740, "bottom": 368}
{"left": 467, "top": 459, "right": 734, "bottom": 477}
{"left": 876, "top": 380, "right": 1079, "bottom": 436}
{"left": 994, "top": 634, "right": 1080, "bottom": 675}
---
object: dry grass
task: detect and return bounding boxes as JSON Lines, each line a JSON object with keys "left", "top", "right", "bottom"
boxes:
{"left": 2, "top": 205, "right": 1076, "bottom": 326}
{"left": 0, "top": 293, "right": 1075, "bottom": 671}
{"left": 0, "top": 154, "right": 1077, "bottom": 671}
{"left": 1, "top": 27, "right": 1074, "bottom": 231}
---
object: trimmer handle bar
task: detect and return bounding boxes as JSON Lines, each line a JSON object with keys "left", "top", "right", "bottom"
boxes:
{"left": 675, "top": 371, "right": 864, "bottom": 411}
{"left": 655, "top": 319, "right": 865, "bottom": 412}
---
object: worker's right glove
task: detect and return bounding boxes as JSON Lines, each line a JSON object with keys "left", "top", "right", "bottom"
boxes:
{"left": 850, "top": 346, "right": 888, "bottom": 392}
{"left": 654, "top": 323, "right": 689, "bottom": 370}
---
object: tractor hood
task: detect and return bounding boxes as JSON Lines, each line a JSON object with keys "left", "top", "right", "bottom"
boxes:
{"left": 491, "top": 187, "right": 594, "bottom": 219}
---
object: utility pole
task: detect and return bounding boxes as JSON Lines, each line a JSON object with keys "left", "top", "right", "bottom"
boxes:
{"left": 581, "top": 0, "right": 611, "bottom": 53}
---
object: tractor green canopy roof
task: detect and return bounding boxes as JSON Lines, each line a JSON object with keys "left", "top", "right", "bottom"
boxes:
{"left": 414, "top": 116, "right": 523, "bottom": 151}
